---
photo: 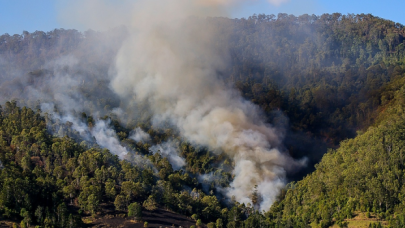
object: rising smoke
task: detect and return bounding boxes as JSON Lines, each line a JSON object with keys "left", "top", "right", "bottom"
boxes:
{"left": 41, "top": 103, "right": 127, "bottom": 157}
{"left": 41, "top": 102, "right": 153, "bottom": 169}
{"left": 150, "top": 141, "right": 186, "bottom": 171}
{"left": 0, "top": 0, "right": 306, "bottom": 211}
{"left": 100, "top": 0, "right": 305, "bottom": 210}
{"left": 129, "top": 127, "right": 151, "bottom": 143}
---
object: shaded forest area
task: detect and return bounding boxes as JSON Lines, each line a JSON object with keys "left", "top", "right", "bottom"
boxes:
{"left": 1, "top": 13, "right": 405, "bottom": 227}
{"left": 268, "top": 71, "right": 405, "bottom": 228}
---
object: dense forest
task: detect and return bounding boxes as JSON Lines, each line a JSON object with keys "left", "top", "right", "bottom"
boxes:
{"left": 0, "top": 101, "right": 235, "bottom": 227}
{"left": 1, "top": 13, "right": 405, "bottom": 227}
{"left": 267, "top": 76, "right": 405, "bottom": 228}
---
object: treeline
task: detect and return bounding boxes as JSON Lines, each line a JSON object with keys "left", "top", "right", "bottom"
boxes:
{"left": 0, "top": 28, "right": 126, "bottom": 72}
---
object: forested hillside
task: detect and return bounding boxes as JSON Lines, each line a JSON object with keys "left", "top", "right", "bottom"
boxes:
{"left": 267, "top": 71, "right": 405, "bottom": 228}
{"left": 0, "top": 13, "right": 405, "bottom": 227}
{"left": 0, "top": 102, "right": 235, "bottom": 227}
{"left": 219, "top": 13, "right": 405, "bottom": 147}
{"left": 2, "top": 13, "right": 405, "bottom": 175}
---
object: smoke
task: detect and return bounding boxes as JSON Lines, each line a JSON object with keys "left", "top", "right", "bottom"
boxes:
{"left": 42, "top": 103, "right": 131, "bottom": 160}
{"left": 198, "top": 172, "right": 227, "bottom": 194}
{"left": 129, "top": 127, "right": 151, "bottom": 143}
{"left": 268, "top": 0, "right": 290, "bottom": 6}
{"left": 41, "top": 103, "right": 93, "bottom": 140}
{"left": 0, "top": 0, "right": 307, "bottom": 211}
{"left": 91, "top": 120, "right": 129, "bottom": 159}
{"left": 150, "top": 141, "right": 186, "bottom": 170}
{"left": 92, "top": 0, "right": 306, "bottom": 210}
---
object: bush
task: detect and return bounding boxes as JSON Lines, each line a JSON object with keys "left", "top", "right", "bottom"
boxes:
{"left": 216, "top": 218, "right": 223, "bottom": 228}
{"left": 196, "top": 219, "right": 203, "bottom": 227}
{"left": 20, "top": 221, "right": 27, "bottom": 228}
{"left": 191, "top": 214, "right": 199, "bottom": 221}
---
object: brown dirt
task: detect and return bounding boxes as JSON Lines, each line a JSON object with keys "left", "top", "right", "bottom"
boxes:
{"left": 0, "top": 205, "right": 199, "bottom": 228}
{"left": 0, "top": 221, "right": 15, "bottom": 228}
{"left": 84, "top": 207, "right": 198, "bottom": 228}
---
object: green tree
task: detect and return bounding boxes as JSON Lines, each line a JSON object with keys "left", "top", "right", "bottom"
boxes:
{"left": 128, "top": 202, "right": 142, "bottom": 220}
{"left": 191, "top": 214, "right": 199, "bottom": 221}
{"left": 143, "top": 195, "right": 158, "bottom": 211}
{"left": 87, "top": 194, "right": 99, "bottom": 215}
{"left": 216, "top": 218, "right": 223, "bottom": 228}
{"left": 114, "top": 194, "right": 127, "bottom": 211}
{"left": 20, "top": 220, "right": 27, "bottom": 228}
{"left": 21, "top": 154, "right": 31, "bottom": 171}
{"left": 35, "top": 206, "right": 43, "bottom": 223}
{"left": 196, "top": 219, "right": 203, "bottom": 228}
{"left": 20, "top": 208, "right": 31, "bottom": 228}
{"left": 105, "top": 179, "right": 117, "bottom": 199}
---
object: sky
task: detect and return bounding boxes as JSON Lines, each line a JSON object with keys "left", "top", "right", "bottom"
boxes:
{"left": 0, "top": 0, "right": 404, "bottom": 35}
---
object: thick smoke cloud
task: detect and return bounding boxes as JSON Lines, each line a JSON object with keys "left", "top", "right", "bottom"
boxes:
{"left": 91, "top": 0, "right": 306, "bottom": 210}
{"left": 0, "top": 0, "right": 307, "bottom": 211}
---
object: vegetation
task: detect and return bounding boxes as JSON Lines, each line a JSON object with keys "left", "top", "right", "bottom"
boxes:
{"left": 218, "top": 13, "right": 405, "bottom": 135}
{"left": 128, "top": 202, "right": 142, "bottom": 220}
{"left": 0, "top": 102, "right": 235, "bottom": 227}
{"left": 266, "top": 75, "right": 405, "bottom": 227}
{"left": 1, "top": 12, "right": 405, "bottom": 227}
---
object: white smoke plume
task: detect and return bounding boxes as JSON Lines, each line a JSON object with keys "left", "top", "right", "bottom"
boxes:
{"left": 41, "top": 103, "right": 94, "bottom": 141}
{"left": 129, "top": 127, "right": 151, "bottom": 143}
{"left": 56, "top": 0, "right": 306, "bottom": 210}
{"left": 150, "top": 141, "right": 186, "bottom": 170}
{"left": 100, "top": 0, "right": 305, "bottom": 210}
{"left": 91, "top": 120, "right": 129, "bottom": 159}
{"left": 42, "top": 103, "right": 128, "bottom": 159}
{"left": 198, "top": 172, "right": 225, "bottom": 193}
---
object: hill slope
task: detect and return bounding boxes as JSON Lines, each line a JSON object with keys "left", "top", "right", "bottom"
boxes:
{"left": 1, "top": 13, "right": 405, "bottom": 227}
{"left": 266, "top": 78, "right": 405, "bottom": 227}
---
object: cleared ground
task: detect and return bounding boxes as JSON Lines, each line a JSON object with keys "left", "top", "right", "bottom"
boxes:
{"left": 83, "top": 207, "right": 198, "bottom": 228}
{"left": 0, "top": 206, "right": 198, "bottom": 228}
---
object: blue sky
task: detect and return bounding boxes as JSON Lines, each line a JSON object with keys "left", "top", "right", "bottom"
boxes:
{"left": 1, "top": 0, "right": 404, "bottom": 35}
